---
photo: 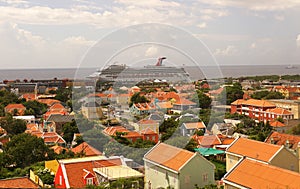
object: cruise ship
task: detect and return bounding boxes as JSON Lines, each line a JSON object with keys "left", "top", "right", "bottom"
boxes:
{"left": 87, "top": 57, "right": 190, "bottom": 85}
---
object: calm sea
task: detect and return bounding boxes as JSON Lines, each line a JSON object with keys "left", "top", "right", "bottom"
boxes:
{"left": 0, "top": 65, "right": 299, "bottom": 82}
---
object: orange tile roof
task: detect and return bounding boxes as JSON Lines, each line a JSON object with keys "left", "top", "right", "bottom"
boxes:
{"left": 224, "top": 158, "right": 300, "bottom": 189}
{"left": 270, "top": 121, "right": 286, "bottom": 127}
{"left": 265, "top": 131, "right": 300, "bottom": 150}
{"left": 230, "top": 99, "right": 246, "bottom": 105}
{"left": 266, "top": 107, "right": 293, "bottom": 115}
{"left": 51, "top": 145, "right": 67, "bottom": 154}
{"left": 144, "top": 143, "right": 195, "bottom": 172}
{"left": 243, "top": 99, "right": 276, "bottom": 107}
{"left": 103, "top": 126, "right": 129, "bottom": 136}
{"left": 192, "top": 135, "right": 222, "bottom": 147}
{"left": 5, "top": 103, "right": 26, "bottom": 110}
{"left": 134, "top": 103, "right": 155, "bottom": 111}
{"left": 138, "top": 119, "right": 158, "bottom": 125}
{"left": 37, "top": 99, "right": 60, "bottom": 107}
{"left": 50, "top": 103, "right": 65, "bottom": 110}
{"left": 226, "top": 138, "right": 281, "bottom": 162}
{"left": 174, "top": 98, "right": 196, "bottom": 105}
{"left": 183, "top": 122, "right": 206, "bottom": 129}
{"left": 26, "top": 123, "right": 39, "bottom": 131}
{"left": 63, "top": 158, "right": 122, "bottom": 188}
{"left": 71, "top": 142, "right": 102, "bottom": 156}
{"left": 156, "top": 101, "right": 173, "bottom": 109}
{"left": 0, "top": 177, "right": 39, "bottom": 188}
{"left": 21, "top": 93, "right": 36, "bottom": 101}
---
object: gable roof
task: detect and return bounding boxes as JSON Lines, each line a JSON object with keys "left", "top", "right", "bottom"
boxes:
{"left": 223, "top": 158, "right": 300, "bottom": 189}
{"left": 269, "top": 121, "right": 286, "bottom": 127}
{"left": 183, "top": 122, "right": 206, "bottom": 130}
{"left": 226, "top": 138, "right": 282, "bottom": 162}
{"left": 61, "top": 157, "right": 122, "bottom": 188}
{"left": 144, "top": 143, "right": 195, "bottom": 172}
{"left": 138, "top": 119, "right": 158, "bottom": 125}
{"left": 71, "top": 142, "right": 102, "bottom": 156}
{"left": 5, "top": 104, "right": 26, "bottom": 110}
{"left": 0, "top": 177, "right": 39, "bottom": 188}
{"left": 265, "top": 131, "right": 300, "bottom": 150}
{"left": 46, "top": 114, "right": 74, "bottom": 122}
{"left": 174, "top": 98, "right": 196, "bottom": 105}
{"left": 266, "top": 107, "right": 293, "bottom": 115}
{"left": 231, "top": 99, "right": 276, "bottom": 107}
{"left": 192, "top": 135, "right": 222, "bottom": 147}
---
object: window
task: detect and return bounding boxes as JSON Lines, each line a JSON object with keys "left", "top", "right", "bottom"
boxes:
{"left": 202, "top": 173, "right": 208, "bottom": 182}
{"left": 59, "top": 176, "right": 62, "bottom": 185}
{"left": 86, "top": 178, "right": 93, "bottom": 185}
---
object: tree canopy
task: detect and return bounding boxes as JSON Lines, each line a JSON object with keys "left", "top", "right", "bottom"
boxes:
{"left": 3, "top": 133, "right": 54, "bottom": 168}
{"left": 0, "top": 115, "right": 26, "bottom": 136}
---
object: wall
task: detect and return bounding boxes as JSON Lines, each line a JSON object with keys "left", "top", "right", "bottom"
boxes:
{"left": 144, "top": 161, "right": 179, "bottom": 189}
{"left": 179, "top": 154, "right": 215, "bottom": 189}
{"left": 270, "top": 147, "right": 299, "bottom": 172}
{"left": 226, "top": 154, "right": 241, "bottom": 172}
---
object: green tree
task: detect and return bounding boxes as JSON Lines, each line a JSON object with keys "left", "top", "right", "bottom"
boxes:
{"left": 3, "top": 133, "right": 53, "bottom": 168}
{"left": 62, "top": 119, "right": 79, "bottom": 144}
{"left": 192, "top": 90, "right": 212, "bottom": 109}
{"left": 22, "top": 100, "right": 47, "bottom": 116}
{"left": 0, "top": 114, "right": 26, "bottom": 136}
{"left": 219, "top": 82, "right": 244, "bottom": 105}
{"left": 129, "top": 92, "right": 149, "bottom": 107}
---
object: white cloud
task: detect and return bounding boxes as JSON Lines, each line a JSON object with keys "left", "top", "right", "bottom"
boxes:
{"left": 197, "top": 22, "right": 207, "bottom": 28}
{"left": 297, "top": 34, "right": 300, "bottom": 47}
{"left": 0, "top": 21, "right": 96, "bottom": 68}
{"left": 214, "top": 45, "right": 238, "bottom": 56}
{"left": 145, "top": 46, "right": 158, "bottom": 57}
{"left": 250, "top": 43, "right": 256, "bottom": 49}
{"left": 198, "top": 0, "right": 300, "bottom": 11}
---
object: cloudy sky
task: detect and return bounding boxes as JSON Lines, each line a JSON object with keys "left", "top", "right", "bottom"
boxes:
{"left": 0, "top": 0, "right": 300, "bottom": 69}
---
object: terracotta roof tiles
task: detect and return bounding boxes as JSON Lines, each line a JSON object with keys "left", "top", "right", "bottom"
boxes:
{"left": 226, "top": 138, "right": 281, "bottom": 162}
{"left": 224, "top": 158, "right": 300, "bottom": 189}
{"left": 144, "top": 143, "right": 195, "bottom": 172}
{"left": 0, "top": 177, "right": 39, "bottom": 188}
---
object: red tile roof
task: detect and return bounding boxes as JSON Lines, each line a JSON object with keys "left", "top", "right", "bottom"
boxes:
{"left": 192, "top": 135, "right": 222, "bottom": 147}
{"left": 144, "top": 143, "right": 195, "bottom": 172}
{"left": 270, "top": 121, "right": 286, "bottom": 127}
{"left": 5, "top": 104, "right": 26, "bottom": 110}
{"left": 0, "top": 177, "right": 39, "bottom": 188}
{"left": 71, "top": 142, "right": 102, "bottom": 156}
{"left": 265, "top": 131, "right": 300, "bottom": 150}
{"left": 266, "top": 107, "right": 293, "bottom": 115}
{"left": 51, "top": 145, "right": 67, "bottom": 154}
{"left": 63, "top": 158, "right": 122, "bottom": 188}
{"left": 224, "top": 158, "right": 300, "bottom": 189}
{"left": 226, "top": 138, "right": 281, "bottom": 162}
{"left": 140, "top": 127, "right": 157, "bottom": 135}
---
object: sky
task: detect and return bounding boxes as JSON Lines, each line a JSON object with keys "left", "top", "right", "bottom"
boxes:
{"left": 0, "top": 0, "right": 300, "bottom": 69}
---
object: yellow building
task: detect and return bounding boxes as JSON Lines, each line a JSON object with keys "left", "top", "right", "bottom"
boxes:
{"left": 81, "top": 101, "right": 103, "bottom": 120}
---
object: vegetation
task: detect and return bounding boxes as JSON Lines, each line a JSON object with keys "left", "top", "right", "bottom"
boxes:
{"left": 129, "top": 92, "right": 149, "bottom": 107}
{"left": 191, "top": 90, "right": 212, "bottom": 109}
{"left": 288, "top": 123, "right": 300, "bottom": 135}
{"left": 218, "top": 82, "right": 244, "bottom": 105}
{"left": 0, "top": 90, "right": 21, "bottom": 116}
{"left": 23, "top": 100, "right": 48, "bottom": 116}
{"left": 251, "top": 90, "right": 284, "bottom": 99}
{"left": 0, "top": 114, "right": 26, "bottom": 136}
{"left": 2, "top": 133, "right": 54, "bottom": 168}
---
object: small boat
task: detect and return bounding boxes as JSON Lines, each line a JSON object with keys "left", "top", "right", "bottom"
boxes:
{"left": 285, "top": 65, "right": 297, "bottom": 69}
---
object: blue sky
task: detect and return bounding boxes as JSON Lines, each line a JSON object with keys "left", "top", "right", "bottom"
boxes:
{"left": 0, "top": 0, "right": 300, "bottom": 69}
